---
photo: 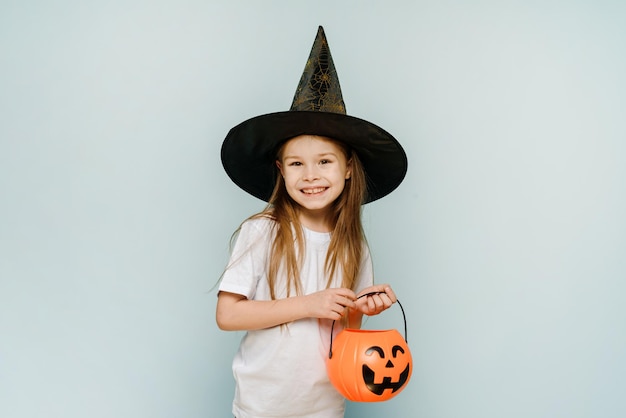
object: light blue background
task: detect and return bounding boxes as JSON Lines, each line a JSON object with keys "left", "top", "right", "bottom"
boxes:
{"left": 1, "top": 1, "right": 625, "bottom": 417}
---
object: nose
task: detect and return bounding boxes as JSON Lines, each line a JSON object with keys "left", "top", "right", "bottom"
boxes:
{"left": 302, "top": 165, "right": 320, "bottom": 181}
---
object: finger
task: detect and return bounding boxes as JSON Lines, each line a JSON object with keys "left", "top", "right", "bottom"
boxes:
{"left": 339, "top": 288, "right": 357, "bottom": 301}
{"left": 330, "top": 309, "right": 342, "bottom": 320}
{"left": 367, "top": 293, "right": 391, "bottom": 313}
{"left": 357, "top": 284, "right": 389, "bottom": 299}
{"left": 367, "top": 295, "right": 379, "bottom": 312}
{"left": 335, "top": 289, "right": 357, "bottom": 305}
{"left": 377, "top": 292, "right": 394, "bottom": 307}
{"left": 361, "top": 284, "right": 396, "bottom": 303}
{"left": 332, "top": 295, "right": 354, "bottom": 311}
{"left": 356, "top": 287, "right": 380, "bottom": 298}
{"left": 330, "top": 287, "right": 354, "bottom": 301}
{"left": 381, "top": 285, "right": 397, "bottom": 303}
{"left": 342, "top": 296, "right": 357, "bottom": 309}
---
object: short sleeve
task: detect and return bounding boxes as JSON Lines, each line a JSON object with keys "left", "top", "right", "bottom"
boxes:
{"left": 218, "top": 218, "right": 274, "bottom": 300}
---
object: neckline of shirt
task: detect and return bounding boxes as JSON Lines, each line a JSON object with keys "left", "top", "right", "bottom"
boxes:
{"left": 302, "top": 226, "right": 331, "bottom": 243}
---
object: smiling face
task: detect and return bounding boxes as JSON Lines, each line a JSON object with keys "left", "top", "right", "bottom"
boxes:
{"left": 362, "top": 343, "right": 411, "bottom": 396}
{"left": 276, "top": 135, "right": 351, "bottom": 230}
{"left": 326, "top": 329, "right": 413, "bottom": 402}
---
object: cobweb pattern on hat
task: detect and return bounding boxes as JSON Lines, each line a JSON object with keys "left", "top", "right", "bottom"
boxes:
{"left": 290, "top": 26, "right": 346, "bottom": 114}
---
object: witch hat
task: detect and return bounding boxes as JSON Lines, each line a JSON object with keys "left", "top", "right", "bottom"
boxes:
{"left": 221, "top": 26, "right": 407, "bottom": 203}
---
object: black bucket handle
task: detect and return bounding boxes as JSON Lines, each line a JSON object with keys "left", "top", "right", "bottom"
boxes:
{"left": 329, "top": 291, "right": 407, "bottom": 359}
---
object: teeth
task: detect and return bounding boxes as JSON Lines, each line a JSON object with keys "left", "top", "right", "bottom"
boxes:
{"left": 303, "top": 187, "right": 325, "bottom": 194}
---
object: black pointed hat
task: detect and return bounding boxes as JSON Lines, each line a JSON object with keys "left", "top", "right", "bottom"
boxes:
{"left": 221, "top": 26, "right": 407, "bottom": 204}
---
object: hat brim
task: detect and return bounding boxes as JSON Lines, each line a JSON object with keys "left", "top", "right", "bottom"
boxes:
{"left": 221, "top": 111, "right": 407, "bottom": 204}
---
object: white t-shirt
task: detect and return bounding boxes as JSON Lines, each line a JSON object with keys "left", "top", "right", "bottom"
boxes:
{"left": 218, "top": 217, "right": 373, "bottom": 418}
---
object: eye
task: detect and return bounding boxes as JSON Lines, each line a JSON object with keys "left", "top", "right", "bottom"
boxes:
{"left": 365, "top": 346, "right": 385, "bottom": 358}
{"left": 392, "top": 345, "right": 405, "bottom": 358}
{"left": 319, "top": 159, "right": 333, "bottom": 165}
{"left": 288, "top": 161, "right": 302, "bottom": 166}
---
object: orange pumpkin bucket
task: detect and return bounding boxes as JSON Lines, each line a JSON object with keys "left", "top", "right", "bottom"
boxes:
{"left": 326, "top": 293, "right": 412, "bottom": 402}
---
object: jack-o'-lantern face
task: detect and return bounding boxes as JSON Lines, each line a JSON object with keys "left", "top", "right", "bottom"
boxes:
{"left": 362, "top": 344, "right": 411, "bottom": 395}
{"left": 327, "top": 328, "right": 413, "bottom": 402}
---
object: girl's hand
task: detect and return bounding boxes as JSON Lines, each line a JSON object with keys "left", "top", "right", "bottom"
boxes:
{"left": 304, "top": 288, "right": 357, "bottom": 321}
{"left": 354, "top": 284, "right": 397, "bottom": 316}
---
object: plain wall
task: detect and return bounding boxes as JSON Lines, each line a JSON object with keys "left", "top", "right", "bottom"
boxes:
{"left": 1, "top": 1, "right": 625, "bottom": 417}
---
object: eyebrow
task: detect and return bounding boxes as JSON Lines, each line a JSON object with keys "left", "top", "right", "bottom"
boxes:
{"left": 283, "top": 152, "right": 338, "bottom": 160}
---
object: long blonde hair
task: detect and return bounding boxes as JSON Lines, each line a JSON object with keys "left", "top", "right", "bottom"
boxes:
{"left": 240, "top": 136, "right": 368, "bottom": 300}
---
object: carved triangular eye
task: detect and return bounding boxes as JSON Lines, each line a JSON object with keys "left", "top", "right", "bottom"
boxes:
{"left": 365, "top": 346, "right": 385, "bottom": 358}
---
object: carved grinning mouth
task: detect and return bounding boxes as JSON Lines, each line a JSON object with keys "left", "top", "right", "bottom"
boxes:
{"left": 362, "top": 364, "right": 410, "bottom": 395}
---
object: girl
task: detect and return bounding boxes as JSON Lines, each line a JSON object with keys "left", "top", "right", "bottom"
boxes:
{"left": 216, "top": 27, "right": 407, "bottom": 418}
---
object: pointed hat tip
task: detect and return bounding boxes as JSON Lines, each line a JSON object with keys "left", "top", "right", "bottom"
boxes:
{"left": 316, "top": 26, "right": 326, "bottom": 40}
{"left": 289, "top": 25, "right": 345, "bottom": 114}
